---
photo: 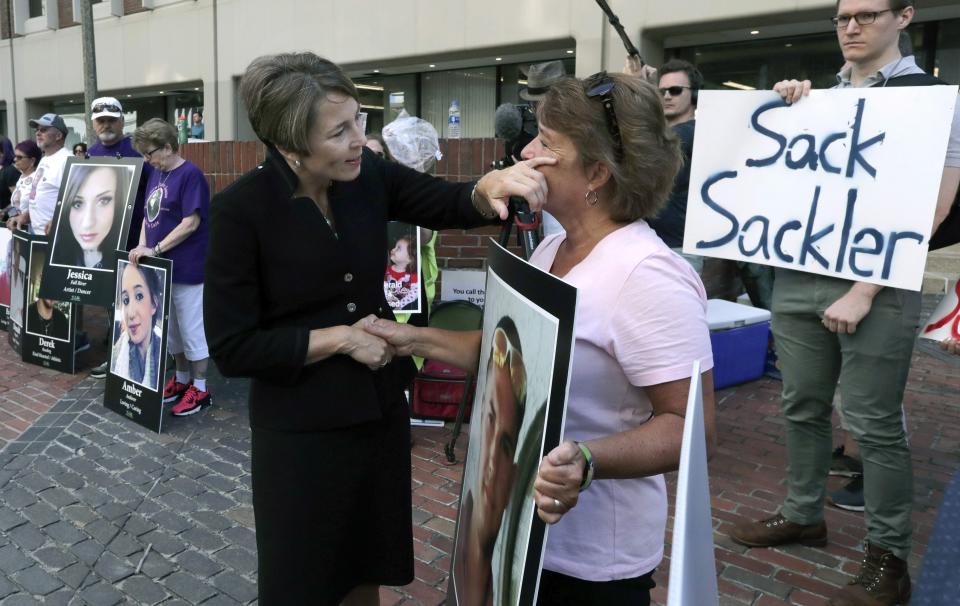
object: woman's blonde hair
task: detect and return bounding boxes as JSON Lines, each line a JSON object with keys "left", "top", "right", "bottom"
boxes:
{"left": 538, "top": 74, "right": 682, "bottom": 222}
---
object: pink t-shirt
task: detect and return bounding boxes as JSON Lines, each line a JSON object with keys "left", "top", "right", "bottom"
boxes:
{"left": 529, "top": 220, "right": 714, "bottom": 581}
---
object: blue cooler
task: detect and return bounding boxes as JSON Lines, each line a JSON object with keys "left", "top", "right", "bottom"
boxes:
{"left": 706, "top": 299, "right": 771, "bottom": 389}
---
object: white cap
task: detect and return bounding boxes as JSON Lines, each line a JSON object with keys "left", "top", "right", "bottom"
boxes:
{"left": 91, "top": 97, "right": 123, "bottom": 120}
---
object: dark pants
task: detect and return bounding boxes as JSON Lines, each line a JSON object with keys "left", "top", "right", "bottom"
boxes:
{"left": 536, "top": 569, "right": 655, "bottom": 606}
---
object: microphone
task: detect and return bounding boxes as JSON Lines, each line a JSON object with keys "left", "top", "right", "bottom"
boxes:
{"left": 494, "top": 103, "right": 523, "bottom": 141}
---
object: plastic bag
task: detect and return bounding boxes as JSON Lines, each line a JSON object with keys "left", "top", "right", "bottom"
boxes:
{"left": 382, "top": 110, "right": 443, "bottom": 173}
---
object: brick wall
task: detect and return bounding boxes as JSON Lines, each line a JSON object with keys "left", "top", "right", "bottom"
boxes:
{"left": 123, "top": 0, "right": 147, "bottom": 15}
{"left": 181, "top": 138, "right": 522, "bottom": 271}
{"left": 57, "top": 0, "right": 76, "bottom": 27}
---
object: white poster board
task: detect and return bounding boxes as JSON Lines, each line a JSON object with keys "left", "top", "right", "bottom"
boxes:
{"left": 667, "top": 360, "right": 718, "bottom": 606}
{"left": 684, "top": 88, "right": 957, "bottom": 291}
{"left": 441, "top": 269, "right": 486, "bottom": 307}
{"left": 920, "top": 281, "right": 959, "bottom": 342}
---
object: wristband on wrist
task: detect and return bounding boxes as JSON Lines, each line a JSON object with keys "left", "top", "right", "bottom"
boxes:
{"left": 471, "top": 184, "right": 497, "bottom": 219}
{"left": 576, "top": 441, "right": 595, "bottom": 492}
{"left": 153, "top": 243, "right": 162, "bottom": 256}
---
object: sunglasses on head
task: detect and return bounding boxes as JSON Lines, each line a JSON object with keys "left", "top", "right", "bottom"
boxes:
{"left": 492, "top": 327, "right": 527, "bottom": 405}
{"left": 659, "top": 85, "right": 691, "bottom": 97}
{"left": 92, "top": 103, "right": 122, "bottom": 114}
{"left": 584, "top": 71, "right": 624, "bottom": 162}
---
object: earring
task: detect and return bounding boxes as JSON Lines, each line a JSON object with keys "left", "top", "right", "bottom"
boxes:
{"left": 585, "top": 189, "right": 599, "bottom": 207}
{"left": 294, "top": 159, "right": 302, "bottom": 168}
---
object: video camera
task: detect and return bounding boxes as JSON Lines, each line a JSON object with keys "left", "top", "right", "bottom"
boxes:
{"left": 492, "top": 102, "right": 538, "bottom": 169}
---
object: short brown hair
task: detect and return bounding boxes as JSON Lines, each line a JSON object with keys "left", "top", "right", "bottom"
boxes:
{"left": 133, "top": 118, "right": 179, "bottom": 154}
{"left": 239, "top": 52, "right": 358, "bottom": 155}
{"left": 836, "top": 0, "right": 914, "bottom": 8}
{"left": 538, "top": 74, "right": 682, "bottom": 222}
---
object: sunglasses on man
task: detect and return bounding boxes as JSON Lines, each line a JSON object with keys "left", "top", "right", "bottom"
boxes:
{"left": 91, "top": 103, "right": 122, "bottom": 114}
{"left": 658, "top": 85, "right": 691, "bottom": 97}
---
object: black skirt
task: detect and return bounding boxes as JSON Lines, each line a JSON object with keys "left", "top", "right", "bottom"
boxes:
{"left": 251, "top": 400, "right": 413, "bottom": 605}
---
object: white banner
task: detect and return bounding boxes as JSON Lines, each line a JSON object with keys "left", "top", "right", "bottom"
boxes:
{"left": 684, "top": 88, "right": 957, "bottom": 291}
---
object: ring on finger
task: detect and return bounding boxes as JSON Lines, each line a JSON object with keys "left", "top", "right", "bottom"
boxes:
{"left": 553, "top": 498, "right": 561, "bottom": 510}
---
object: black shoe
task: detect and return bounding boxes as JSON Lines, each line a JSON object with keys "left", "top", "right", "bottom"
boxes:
{"left": 90, "top": 362, "right": 108, "bottom": 379}
{"left": 74, "top": 332, "right": 91, "bottom": 354}
{"left": 828, "top": 476, "right": 865, "bottom": 512}
{"left": 829, "top": 445, "right": 864, "bottom": 477}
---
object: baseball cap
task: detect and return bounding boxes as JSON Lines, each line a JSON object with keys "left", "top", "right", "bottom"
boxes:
{"left": 28, "top": 113, "right": 68, "bottom": 136}
{"left": 91, "top": 97, "right": 123, "bottom": 120}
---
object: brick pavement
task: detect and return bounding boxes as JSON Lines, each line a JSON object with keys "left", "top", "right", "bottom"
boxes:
{"left": 0, "top": 298, "right": 956, "bottom": 605}
{"left": 0, "top": 306, "right": 109, "bottom": 451}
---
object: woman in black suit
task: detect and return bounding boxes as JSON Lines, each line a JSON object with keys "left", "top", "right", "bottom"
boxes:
{"left": 203, "top": 52, "right": 551, "bottom": 605}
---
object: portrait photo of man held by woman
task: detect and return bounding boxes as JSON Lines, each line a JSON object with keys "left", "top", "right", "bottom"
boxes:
{"left": 49, "top": 162, "right": 136, "bottom": 271}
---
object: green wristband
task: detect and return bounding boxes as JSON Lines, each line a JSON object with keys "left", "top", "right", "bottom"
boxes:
{"left": 576, "top": 441, "right": 595, "bottom": 492}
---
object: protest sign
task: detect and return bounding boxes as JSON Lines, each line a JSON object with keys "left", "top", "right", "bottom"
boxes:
{"left": 384, "top": 222, "right": 422, "bottom": 314}
{"left": 684, "top": 88, "right": 957, "bottom": 291}
{"left": 22, "top": 237, "right": 76, "bottom": 373}
{"left": 449, "top": 241, "right": 576, "bottom": 606}
{"left": 920, "top": 280, "right": 959, "bottom": 343}
{"left": 104, "top": 254, "right": 172, "bottom": 433}
{"left": 7, "top": 230, "right": 29, "bottom": 354}
{"left": 42, "top": 157, "right": 143, "bottom": 306}
{"left": 667, "top": 360, "right": 718, "bottom": 606}
{"left": 441, "top": 269, "right": 486, "bottom": 307}
{"left": 0, "top": 228, "right": 12, "bottom": 331}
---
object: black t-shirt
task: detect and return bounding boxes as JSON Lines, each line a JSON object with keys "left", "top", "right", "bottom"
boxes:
{"left": 27, "top": 303, "right": 70, "bottom": 340}
{"left": 0, "top": 164, "right": 21, "bottom": 210}
{"left": 648, "top": 120, "right": 696, "bottom": 248}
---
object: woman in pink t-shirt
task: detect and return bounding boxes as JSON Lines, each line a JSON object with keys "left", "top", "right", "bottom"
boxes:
{"left": 367, "top": 73, "right": 716, "bottom": 605}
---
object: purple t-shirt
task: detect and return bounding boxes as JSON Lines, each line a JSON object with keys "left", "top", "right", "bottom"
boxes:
{"left": 143, "top": 160, "right": 209, "bottom": 284}
{"left": 88, "top": 136, "right": 154, "bottom": 251}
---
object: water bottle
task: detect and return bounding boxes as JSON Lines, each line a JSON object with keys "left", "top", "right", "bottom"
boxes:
{"left": 447, "top": 100, "right": 461, "bottom": 139}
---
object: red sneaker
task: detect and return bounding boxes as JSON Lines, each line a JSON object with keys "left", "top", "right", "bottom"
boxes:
{"left": 162, "top": 377, "right": 191, "bottom": 404}
{"left": 171, "top": 385, "right": 212, "bottom": 417}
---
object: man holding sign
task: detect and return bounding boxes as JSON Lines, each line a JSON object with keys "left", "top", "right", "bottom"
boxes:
{"left": 730, "top": 1, "right": 960, "bottom": 605}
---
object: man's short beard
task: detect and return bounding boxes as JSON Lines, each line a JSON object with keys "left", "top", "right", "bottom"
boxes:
{"left": 98, "top": 130, "right": 121, "bottom": 144}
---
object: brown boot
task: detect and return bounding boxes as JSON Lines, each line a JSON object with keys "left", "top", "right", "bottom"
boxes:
{"left": 730, "top": 513, "right": 828, "bottom": 548}
{"left": 829, "top": 542, "right": 911, "bottom": 606}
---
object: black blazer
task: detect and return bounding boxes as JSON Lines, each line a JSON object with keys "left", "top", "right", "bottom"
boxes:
{"left": 204, "top": 146, "right": 492, "bottom": 432}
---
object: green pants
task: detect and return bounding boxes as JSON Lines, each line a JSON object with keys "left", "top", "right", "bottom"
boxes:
{"left": 771, "top": 269, "right": 920, "bottom": 560}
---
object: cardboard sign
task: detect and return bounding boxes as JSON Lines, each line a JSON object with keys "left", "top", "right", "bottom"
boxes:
{"left": 41, "top": 157, "right": 143, "bottom": 306}
{"left": 920, "top": 281, "right": 960, "bottom": 342}
{"left": 441, "top": 269, "right": 486, "bottom": 307}
{"left": 103, "top": 254, "right": 172, "bottom": 433}
{"left": 667, "top": 361, "right": 719, "bottom": 606}
{"left": 449, "top": 241, "right": 577, "bottom": 606}
{"left": 684, "top": 88, "right": 957, "bottom": 291}
{"left": 22, "top": 237, "right": 76, "bottom": 373}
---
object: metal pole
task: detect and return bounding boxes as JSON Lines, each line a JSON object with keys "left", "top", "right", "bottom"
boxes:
{"left": 79, "top": 0, "right": 98, "bottom": 145}
{"left": 6, "top": 0, "right": 19, "bottom": 140}
{"left": 212, "top": 0, "right": 219, "bottom": 141}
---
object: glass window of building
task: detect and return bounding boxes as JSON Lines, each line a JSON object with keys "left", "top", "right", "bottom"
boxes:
{"left": 421, "top": 67, "right": 497, "bottom": 138}
{"left": 355, "top": 74, "right": 418, "bottom": 136}
{"left": 670, "top": 20, "right": 953, "bottom": 93}
{"left": 28, "top": 0, "right": 43, "bottom": 18}
{"left": 935, "top": 19, "right": 960, "bottom": 83}
{"left": 353, "top": 56, "right": 573, "bottom": 139}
